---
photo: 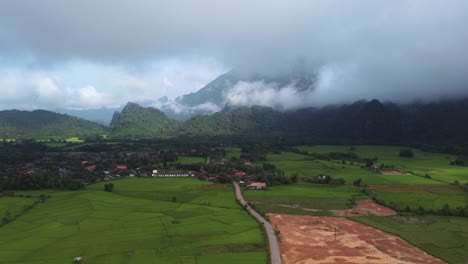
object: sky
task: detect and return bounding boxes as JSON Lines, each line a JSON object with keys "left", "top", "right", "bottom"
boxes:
{"left": 0, "top": 0, "right": 467, "bottom": 110}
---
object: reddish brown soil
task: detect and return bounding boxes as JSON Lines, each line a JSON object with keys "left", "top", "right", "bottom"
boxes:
{"left": 269, "top": 214, "right": 445, "bottom": 264}
{"left": 332, "top": 199, "right": 397, "bottom": 217}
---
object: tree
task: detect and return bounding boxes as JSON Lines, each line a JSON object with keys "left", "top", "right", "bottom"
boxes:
{"left": 399, "top": 149, "right": 414, "bottom": 158}
{"left": 2, "top": 210, "right": 12, "bottom": 225}
{"left": 262, "top": 163, "right": 276, "bottom": 171}
{"left": 291, "top": 174, "right": 298, "bottom": 183}
{"left": 104, "top": 183, "right": 114, "bottom": 192}
{"left": 441, "top": 203, "right": 451, "bottom": 216}
{"left": 353, "top": 178, "right": 362, "bottom": 187}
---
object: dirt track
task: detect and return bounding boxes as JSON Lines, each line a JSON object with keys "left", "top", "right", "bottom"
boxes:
{"left": 269, "top": 214, "right": 445, "bottom": 264}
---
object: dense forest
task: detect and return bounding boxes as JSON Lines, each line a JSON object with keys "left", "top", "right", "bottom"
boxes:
{"left": 1, "top": 98, "right": 468, "bottom": 154}
{"left": 109, "top": 99, "right": 468, "bottom": 153}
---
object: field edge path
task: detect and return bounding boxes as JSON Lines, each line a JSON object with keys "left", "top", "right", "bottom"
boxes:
{"left": 233, "top": 182, "right": 282, "bottom": 264}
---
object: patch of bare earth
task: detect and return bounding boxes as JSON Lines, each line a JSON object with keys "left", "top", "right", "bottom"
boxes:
{"left": 332, "top": 199, "right": 397, "bottom": 217}
{"left": 269, "top": 214, "right": 445, "bottom": 264}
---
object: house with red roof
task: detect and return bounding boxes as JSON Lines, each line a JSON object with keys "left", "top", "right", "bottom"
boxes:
{"left": 234, "top": 171, "right": 247, "bottom": 178}
{"left": 247, "top": 182, "right": 267, "bottom": 190}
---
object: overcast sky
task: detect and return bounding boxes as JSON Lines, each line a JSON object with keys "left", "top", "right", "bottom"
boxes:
{"left": 0, "top": 0, "right": 467, "bottom": 110}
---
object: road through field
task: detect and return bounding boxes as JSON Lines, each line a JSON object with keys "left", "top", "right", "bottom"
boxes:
{"left": 233, "top": 182, "right": 282, "bottom": 264}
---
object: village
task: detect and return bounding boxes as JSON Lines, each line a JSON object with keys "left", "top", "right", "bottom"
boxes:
{"left": 0, "top": 144, "right": 280, "bottom": 193}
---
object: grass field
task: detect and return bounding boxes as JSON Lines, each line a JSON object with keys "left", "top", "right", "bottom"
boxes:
{"left": 265, "top": 151, "right": 443, "bottom": 186}
{"left": 178, "top": 156, "right": 206, "bottom": 164}
{"left": 0, "top": 197, "right": 38, "bottom": 217}
{"left": 65, "top": 137, "right": 85, "bottom": 143}
{"left": 295, "top": 145, "right": 468, "bottom": 184}
{"left": 353, "top": 215, "right": 468, "bottom": 264}
{"left": 375, "top": 189, "right": 468, "bottom": 211}
{"left": 244, "top": 184, "right": 367, "bottom": 216}
{"left": 226, "top": 147, "right": 242, "bottom": 159}
{"left": 0, "top": 178, "right": 266, "bottom": 264}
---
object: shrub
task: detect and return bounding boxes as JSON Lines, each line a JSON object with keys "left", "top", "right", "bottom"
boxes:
{"left": 399, "top": 149, "right": 414, "bottom": 158}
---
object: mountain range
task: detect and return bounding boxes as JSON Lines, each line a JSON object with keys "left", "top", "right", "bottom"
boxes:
{"left": 1, "top": 98, "right": 468, "bottom": 154}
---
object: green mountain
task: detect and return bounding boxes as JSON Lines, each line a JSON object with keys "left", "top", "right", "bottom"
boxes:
{"left": 110, "top": 102, "right": 179, "bottom": 138}
{"left": 179, "top": 105, "right": 282, "bottom": 136}
{"left": 0, "top": 109, "right": 107, "bottom": 139}
{"left": 111, "top": 99, "right": 468, "bottom": 153}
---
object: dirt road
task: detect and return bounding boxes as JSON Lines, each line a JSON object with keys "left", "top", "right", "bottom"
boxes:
{"left": 233, "top": 182, "right": 281, "bottom": 264}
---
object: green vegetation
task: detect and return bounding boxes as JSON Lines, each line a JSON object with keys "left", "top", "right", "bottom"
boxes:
{"left": 244, "top": 184, "right": 366, "bottom": 214}
{"left": 110, "top": 102, "right": 179, "bottom": 138}
{"left": 0, "top": 178, "right": 266, "bottom": 263}
{"left": 373, "top": 189, "right": 467, "bottom": 214}
{"left": 178, "top": 156, "right": 206, "bottom": 164}
{"left": 353, "top": 215, "right": 468, "bottom": 264}
{"left": 0, "top": 197, "right": 38, "bottom": 218}
{"left": 0, "top": 109, "right": 107, "bottom": 140}
{"left": 295, "top": 145, "right": 468, "bottom": 184}
{"left": 65, "top": 137, "right": 85, "bottom": 143}
{"left": 226, "top": 147, "right": 242, "bottom": 159}
{"left": 264, "top": 151, "right": 439, "bottom": 185}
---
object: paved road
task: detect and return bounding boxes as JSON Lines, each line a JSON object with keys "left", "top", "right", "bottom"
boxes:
{"left": 233, "top": 182, "right": 282, "bottom": 264}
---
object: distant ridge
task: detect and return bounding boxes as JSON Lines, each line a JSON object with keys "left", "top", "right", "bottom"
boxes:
{"left": 2, "top": 97, "right": 468, "bottom": 152}
{"left": 0, "top": 109, "right": 107, "bottom": 139}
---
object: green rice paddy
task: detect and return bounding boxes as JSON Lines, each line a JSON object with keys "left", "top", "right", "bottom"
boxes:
{"left": 353, "top": 215, "right": 468, "bottom": 264}
{"left": 0, "top": 178, "right": 266, "bottom": 264}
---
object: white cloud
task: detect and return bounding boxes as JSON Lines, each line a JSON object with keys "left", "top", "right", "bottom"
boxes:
{"left": 163, "top": 77, "right": 173, "bottom": 88}
{"left": 0, "top": 56, "right": 226, "bottom": 110}
{"left": 225, "top": 81, "right": 308, "bottom": 110}
{"left": 35, "top": 77, "right": 64, "bottom": 105}
{"left": 68, "top": 85, "right": 113, "bottom": 108}
{"left": 115, "top": 75, "right": 149, "bottom": 91}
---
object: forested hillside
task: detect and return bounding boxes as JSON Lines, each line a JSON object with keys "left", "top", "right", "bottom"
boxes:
{"left": 0, "top": 110, "right": 107, "bottom": 139}
{"left": 111, "top": 99, "right": 468, "bottom": 153}
{"left": 2, "top": 98, "right": 468, "bottom": 155}
{"left": 110, "top": 102, "right": 179, "bottom": 138}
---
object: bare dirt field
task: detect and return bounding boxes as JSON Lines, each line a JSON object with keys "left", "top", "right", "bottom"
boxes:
{"left": 268, "top": 214, "right": 445, "bottom": 264}
{"left": 331, "top": 199, "right": 397, "bottom": 217}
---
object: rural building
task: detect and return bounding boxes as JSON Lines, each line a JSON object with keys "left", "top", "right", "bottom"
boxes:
{"left": 234, "top": 171, "right": 247, "bottom": 177}
{"left": 248, "top": 182, "right": 267, "bottom": 190}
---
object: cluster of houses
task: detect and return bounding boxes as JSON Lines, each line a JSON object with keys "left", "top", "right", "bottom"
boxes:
{"left": 0, "top": 150, "right": 201, "bottom": 187}
{"left": 0, "top": 146, "right": 269, "bottom": 191}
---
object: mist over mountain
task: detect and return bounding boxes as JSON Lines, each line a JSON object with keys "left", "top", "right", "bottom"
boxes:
{"left": 156, "top": 61, "right": 318, "bottom": 119}
{"left": 55, "top": 107, "right": 120, "bottom": 125}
